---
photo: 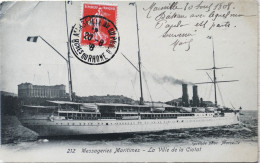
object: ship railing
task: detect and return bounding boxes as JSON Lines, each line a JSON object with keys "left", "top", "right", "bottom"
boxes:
{"left": 140, "top": 116, "right": 178, "bottom": 119}
{"left": 62, "top": 116, "right": 100, "bottom": 120}
{"left": 100, "top": 117, "right": 118, "bottom": 119}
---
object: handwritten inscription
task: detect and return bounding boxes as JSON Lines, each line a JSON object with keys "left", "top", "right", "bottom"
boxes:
{"left": 143, "top": 1, "right": 256, "bottom": 52}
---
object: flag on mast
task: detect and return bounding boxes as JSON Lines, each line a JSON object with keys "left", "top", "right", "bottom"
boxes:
{"left": 27, "top": 36, "right": 38, "bottom": 42}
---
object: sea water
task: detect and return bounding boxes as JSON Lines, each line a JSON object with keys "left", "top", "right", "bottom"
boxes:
{"left": 0, "top": 110, "right": 258, "bottom": 162}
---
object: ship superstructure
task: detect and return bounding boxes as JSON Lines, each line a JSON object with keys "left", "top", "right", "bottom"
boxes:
{"left": 18, "top": 98, "right": 240, "bottom": 136}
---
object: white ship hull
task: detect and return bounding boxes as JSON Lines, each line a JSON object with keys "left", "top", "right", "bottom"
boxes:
{"left": 19, "top": 112, "right": 240, "bottom": 137}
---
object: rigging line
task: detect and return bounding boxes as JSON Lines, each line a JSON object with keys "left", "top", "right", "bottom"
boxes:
{"left": 161, "top": 85, "right": 175, "bottom": 99}
{"left": 133, "top": 70, "right": 138, "bottom": 85}
{"left": 205, "top": 71, "right": 213, "bottom": 100}
{"left": 217, "top": 84, "right": 225, "bottom": 106}
{"left": 141, "top": 65, "right": 153, "bottom": 101}
{"left": 131, "top": 80, "right": 138, "bottom": 100}
{"left": 143, "top": 72, "right": 153, "bottom": 103}
{"left": 206, "top": 70, "right": 225, "bottom": 106}
{"left": 203, "top": 83, "right": 209, "bottom": 99}
{"left": 230, "top": 102, "right": 235, "bottom": 110}
{"left": 204, "top": 71, "right": 213, "bottom": 101}
{"left": 206, "top": 72, "right": 213, "bottom": 82}
{"left": 141, "top": 64, "right": 152, "bottom": 77}
{"left": 207, "top": 83, "right": 213, "bottom": 100}
{"left": 201, "top": 72, "right": 209, "bottom": 98}
{"left": 141, "top": 61, "right": 156, "bottom": 74}
{"left": 141, "top": 64, "right": 175, "bottom": 99}
{"left": 141, "top": 64, "right": 150, "bottom": 74}
{"left": 121, "top": 53, "right": 139, "bottom": 72}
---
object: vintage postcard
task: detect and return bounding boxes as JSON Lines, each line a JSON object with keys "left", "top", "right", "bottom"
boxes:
{"left": 0, "top": 0, "right": 258, "bottom": 162}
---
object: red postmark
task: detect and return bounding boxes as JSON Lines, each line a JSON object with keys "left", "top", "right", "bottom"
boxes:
{"left": 80, "top": 4, "right": 117, "bottom": 47}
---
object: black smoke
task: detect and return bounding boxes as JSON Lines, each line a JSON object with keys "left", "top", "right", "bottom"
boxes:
{"left": 151, "top": 73, "right": 194, "bottom": 86}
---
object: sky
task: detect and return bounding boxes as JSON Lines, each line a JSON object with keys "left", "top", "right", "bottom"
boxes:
{"left": 0, "top": 1, "right": 258, "bottom": 110}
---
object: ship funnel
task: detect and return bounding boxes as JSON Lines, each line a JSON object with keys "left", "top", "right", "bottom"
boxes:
{"left": 182, "top": 84, "right": 189, "bottom": 106}
{"left": 192, "top": 85, "right": 199, "bottom": 107}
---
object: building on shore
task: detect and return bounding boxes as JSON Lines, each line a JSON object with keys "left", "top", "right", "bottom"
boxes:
{"left": 0, "top": 91, "right": 18, "bottom": 97}
{"left": 18, "top": 83, "right": 66, "bottom": 98}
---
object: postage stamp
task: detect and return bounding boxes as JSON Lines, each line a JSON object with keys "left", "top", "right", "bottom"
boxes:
{"left": 80, "top": 3, "right": 117, "bottom": 47}
{"left": 70, "top": 3, "right": 119, "bottom": 65}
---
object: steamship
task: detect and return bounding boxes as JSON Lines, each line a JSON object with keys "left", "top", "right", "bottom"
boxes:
{"left": 18, "top": 84, "right": 240, "bottom": 136}
{"left": 17, "top": 2, "right": 240, "bottom": 137}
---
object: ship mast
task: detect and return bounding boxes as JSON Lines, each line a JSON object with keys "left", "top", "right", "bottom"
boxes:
{"left": 65, "top": 2, "right": 73, "bottom": 101}
{"left": 130, "top": 2, "right": 144, "bottom": 105}
{"left": 195, "top": 36, "right": 238, "bottom": 107}
{"left": 27, "top": 2, "right": 73, "bottom": 101}
{"left": 211, "top": 37, "right": 217, "bottom": 106}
